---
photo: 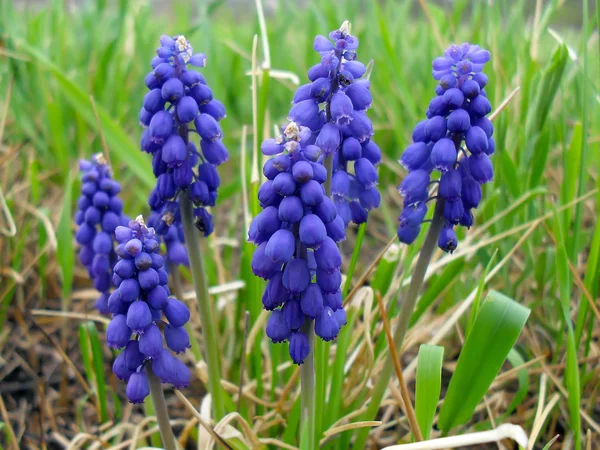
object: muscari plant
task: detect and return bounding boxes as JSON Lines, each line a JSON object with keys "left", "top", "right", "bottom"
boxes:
{"left": 249, "top": 21, "right": 380, "bottom": 448}
{"left": 353, "top": 42, "right": 494, "bottom": 449}
{"left": 397, "top": 43, "right": 493, "bottom": 251}
{"left": 74, "top": 34, "right": 229, "bottom": 450}
{"left": 72, "top": 24, "right": 505, "bottom": 450}
{"left": 137, "top": 34, "right": 230, "bottom": 424}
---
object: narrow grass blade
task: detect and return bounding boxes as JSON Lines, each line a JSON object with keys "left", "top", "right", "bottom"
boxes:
{"left": 438, "top": 291, "right": 530, "bottom": 432}
{"left": 370, "top": 243, "right": 400, "bottom": 296}
{"left": 541, "top": 435, "right": 561, "bottom": 450}
{"left": 564, "top": 331, "right": 581, "bottom": 449}
{"left": 46, "top": 100, "right": 70, "bottom": 175}
{"left": 78, "top": 324, "right": 94, "bottom": 389}
{"left": 78, "top": 321, "right": 108, "bottom": 423}
{"left": 12, "top": 40, "right": 154, "bottom": 189}
{"left": 553, "top": 215, "right": 582, "bottom": 449}
{"left": 342, "top": 222, "right": 367, "bottom": 296}
{"left": 561, "top": 122, "right": 583, "bottom": 253}
{"left": 57, "top": 172, "right": 74, "bottom": 307}
{"left": 575, "top": 218, "right": 600, "bottom": 345}
{"left": 85, "top": 322, "right": 109, "bottom": 423}
{"left": 525, "top": 44, "right": 568, "bottom": 187}
{"left": 415, "top": 344, "right": 444, "bottom": 440}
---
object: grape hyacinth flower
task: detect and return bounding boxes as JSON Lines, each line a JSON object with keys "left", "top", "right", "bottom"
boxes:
{"left": 397, "top": 43, "right": 493, "bottom": 252}
{"left": 140, "top": 34, "right": 227, "bottom": 239}
{"left": 74, "top": 154, "right": 128, "bottom": 313}
{"left": 147, "top": 209, "right": 189, "bottom": 267}
{"left": 285, "top": 21, "right": 380, "bottom": 225}
{"left": 250, "top": 122, "right": 347, "bottom": 364}
{"left": 107, "top": 216, "right": 191, "bottom": 403}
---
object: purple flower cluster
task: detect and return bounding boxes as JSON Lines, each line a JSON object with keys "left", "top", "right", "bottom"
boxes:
{"left": 250, "top": 122, "right": 347, "bottom": 364}
{"left": 106, "top": 216, "right": 191, "bottom": 403}
{"left": 140, "top": 34, "right": 227, "bottom": 241}
{"left": 147, "top": 211, "right": 189, "bottom": 267}
{"left": 398, "top": 43, "right": 493, "bottom": 252}
{"left": 74, "top": 154, "right": 128, "bottom": 313}
{"left": 287, "top": 22, "right": 380, "bottom": 226}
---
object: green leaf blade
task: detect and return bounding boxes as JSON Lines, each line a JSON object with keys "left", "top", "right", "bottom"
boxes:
{"left": 438, "top": 291, "right": 530, "bottom": 431}
{"left": 415, "top": 344, "right": 444, "bottom": 440}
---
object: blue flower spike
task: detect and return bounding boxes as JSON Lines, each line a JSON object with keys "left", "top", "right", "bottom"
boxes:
{"left": 107, "top": 215, "right": 191, "bottom": 403}
{"left": 397, "top": 43, "right": 493, "bottom": 252}
{"left": 289, "top": 21, "right": 380, "bottom": 227}
{"left": 249, "top": 121, "right": 346, "bottom": 364}
{"left": 74, "top": 153, "right": 129, "bottom": 313}
{"left": 141, "top": 35, "right": 229, "bottom": 263}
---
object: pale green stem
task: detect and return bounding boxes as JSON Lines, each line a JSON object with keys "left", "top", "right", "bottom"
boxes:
{"left": 300, "top": 321, "right": 316, "bottom": 450}
{"left": 147, "top": 370, "right": 178, "bottom": 450}
{"left": 324, "top": 154, "right": 334, "bottom": 196}
{"left": 298, "top": 152, "right": 333, "bottom": 448}
{"left": 179, "top": 194, "right": 226, "bottom": 419}
{"left": 353, "top": 199, "right": 445, "bottom": 449}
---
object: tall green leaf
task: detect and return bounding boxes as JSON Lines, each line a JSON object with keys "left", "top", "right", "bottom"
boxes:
{"left": 415, "top": 344, "right": 444, "bottom": 440}
{"left": 438, "top": 291, "right": 530, "bottom": 431}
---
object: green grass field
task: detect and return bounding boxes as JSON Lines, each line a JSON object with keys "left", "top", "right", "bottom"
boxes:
{"left": 0, "top": 0, "right": 598, "bottom": 448}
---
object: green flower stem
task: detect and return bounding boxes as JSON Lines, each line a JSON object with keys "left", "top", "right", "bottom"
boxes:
{"left": 180, "top": 194, "right": 226, "bottom": 419}
{"left": 353, "top": 199, "right": 445, "bottom": 449}
{"left": 298, "top": 152, "right": 334, "bottom": 448}
{"left": 147, "top": 370, "right": 179, "bottom": 450}
{"left": 324, "top": 154, "right": 334, "bottom": 195}
{"left": 300, "top": 321, "right": 316, "bottom": 450}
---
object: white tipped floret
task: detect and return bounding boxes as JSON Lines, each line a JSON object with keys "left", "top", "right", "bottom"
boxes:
{"left": 94, "top": 153, "right": 107, "bottom": 165}
{"left": 175, "top": 35, "right": 192, "bottom": 63}
{"left": 175, "top": 35, "right": 188, "bottom": 52}
{"left": 284, "top": 121, "right": 300, "bottom": 141}
{"left": 135, "top": 215, "right": 146, "bottom": 226}
{"left": 339, "top": 20, "right": 351, "bottom": 36}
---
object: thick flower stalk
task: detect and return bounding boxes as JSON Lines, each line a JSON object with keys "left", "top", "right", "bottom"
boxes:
{"left": 140, "top": 34, "right": 227, "bottom": 240}
{"left": 106, "top": 216, "right": 191, "bottom": 404}
{"left": 397, "top": 43, "right": 493, "bottom": 252}
{"left": 139, "top": 34, "right": 228, "bottom": 419}
{"left": 353, "top": 43, "right": 494, "bottom": 450}
{"left": 74, "top": 154, "right": 128, "bottom": 313}
{"left": 250, "top": 122, "right": 348, "bottom": 364}
{"left": 286, "top": 21, "right": 381, "bottom": 226}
